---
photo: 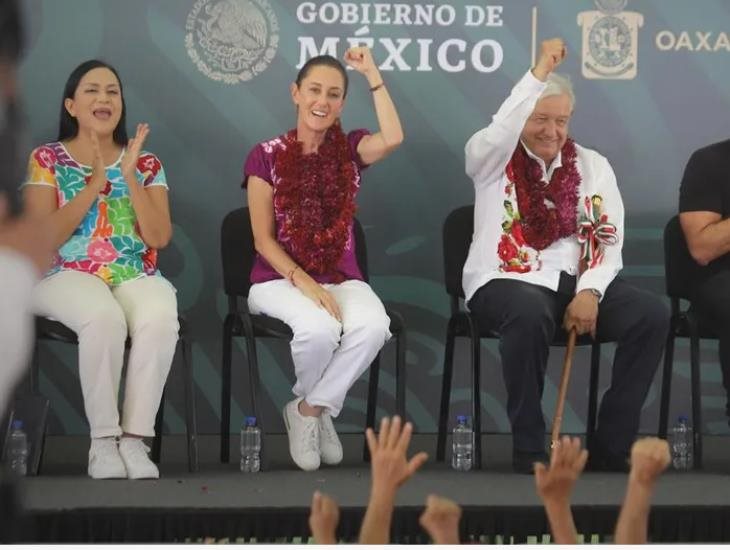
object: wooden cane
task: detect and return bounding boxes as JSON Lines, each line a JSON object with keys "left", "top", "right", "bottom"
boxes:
{"left": 551, "top": 328, "right": 577, "bottom": 452}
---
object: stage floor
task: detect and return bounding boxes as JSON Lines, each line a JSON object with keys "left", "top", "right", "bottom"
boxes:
{"left": 9, "top": 434, "right": 730, "bottom": 542}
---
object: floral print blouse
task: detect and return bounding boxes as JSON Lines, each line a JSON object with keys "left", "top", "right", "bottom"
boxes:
{"left": 25, "top": 142, "right": 168, "bottom": 286}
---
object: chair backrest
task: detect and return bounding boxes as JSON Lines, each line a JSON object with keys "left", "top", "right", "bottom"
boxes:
{"left": 220, "top": 207, "right": 369, "bottom": 298}
{"left": 442, "top": 205, "right": 475, "bottom": 300}
{"left": 663, "top": 214, "right": 708, "bottom": 300}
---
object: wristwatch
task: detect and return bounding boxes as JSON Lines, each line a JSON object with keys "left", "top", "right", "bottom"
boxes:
{"left": 587, "top": 288, "right": 602, "bottom": 299}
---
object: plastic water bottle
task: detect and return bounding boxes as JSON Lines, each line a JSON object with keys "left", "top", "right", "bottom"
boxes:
{"left": 240, "top": 416, "right": 261, "bottom": 473}
{"left": 451, "top": 415, "right": 473, "bottom": 471}
{"left": 6, "top": 420, "right": 29, "bottom": 477}
{"left": 671, "top": 415, "right": 693, "bottom": 471}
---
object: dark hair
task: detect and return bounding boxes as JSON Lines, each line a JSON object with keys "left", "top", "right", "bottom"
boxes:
{"left": 57, "top": 59, "right": 127, "bottom": 145}
{"left": 296, "top": 55, "right": 349, "bottom": 98}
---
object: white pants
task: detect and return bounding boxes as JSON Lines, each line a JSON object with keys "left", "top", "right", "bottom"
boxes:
{"left": 0, "top": 249, "right": 37, "bottom": 417}
{"left": 248, "top": 279, "right": 391, "bottom": 417}
{"left": 32, "top": 270, "right": 179, "bottom": 438}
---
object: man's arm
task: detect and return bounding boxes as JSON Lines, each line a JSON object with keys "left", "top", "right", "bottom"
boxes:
{"left": 614, "top": 438, "right": 670, "bottom": 544}
{"left": 680, "top": 211, "right": 730, "bottom": 266}
{"left": 567, "top": 156, "right": 625, "bottom": 337}
{"left": 464, "top": 39, "right": 565, "bottom": 186}
{"left": 358, "top": 416, "right": 428, "bottom": 544}
{"left": 678, "top": 147, "right": 730, "bottom": 265}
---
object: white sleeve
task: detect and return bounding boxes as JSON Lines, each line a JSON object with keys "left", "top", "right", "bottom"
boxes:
{"left": 464, "top": 70, "right": 547, "bottom": 188}
{"left": 0, "top": 249, "right": 38, "bottom": 415}
{"left": 575, "top": 156, "right": 624, "bottom": 297}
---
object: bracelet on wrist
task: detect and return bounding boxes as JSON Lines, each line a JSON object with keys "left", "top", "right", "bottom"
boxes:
{"left": 369, "top": 82, "right": 385, "bottom": 92}
{"left": 287, "top": 265, "right": 301, "bottom": 284}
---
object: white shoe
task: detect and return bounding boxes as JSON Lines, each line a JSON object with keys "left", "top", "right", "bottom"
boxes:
{"left": 282, "top": 398, "right": 320, "bottom": 471}
{"left": 318, "top": 412, "right": 343, "bottom": 465}
{"left": 118, "top": 438, "right": 160, "bottom": 480}
{"left": 88, "top": 437, "right": 127, "bottom": 479}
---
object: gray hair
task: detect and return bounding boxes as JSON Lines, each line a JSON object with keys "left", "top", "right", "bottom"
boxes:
{"left": 539, "top": 72, "right": 575, "bottom": 110}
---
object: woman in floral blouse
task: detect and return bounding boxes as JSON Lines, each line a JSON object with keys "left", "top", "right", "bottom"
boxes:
{"left": 24, "top": 60, "right": 177, "bottom": 480}
{"left": 243, "top": 47, "right": 403, "bottom": 471}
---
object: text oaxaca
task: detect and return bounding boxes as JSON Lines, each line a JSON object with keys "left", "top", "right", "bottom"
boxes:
{"left": 296, "top": 2, "right": 507, "bottom": 73}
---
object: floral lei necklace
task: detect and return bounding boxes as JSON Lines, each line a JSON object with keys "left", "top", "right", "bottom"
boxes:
{"left": 508, "top": 139, "right": 581, "bottom": 250}
{"left": 274, "top": 121, "right": 356, "bottom": 280}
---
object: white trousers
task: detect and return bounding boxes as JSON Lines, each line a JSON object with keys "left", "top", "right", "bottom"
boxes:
{"left": 248, "top": 279, "right": 391, "bottom": 417}
{"left": 32, "top": 270, "right": 179, "bottom": 438}
{"left": 0, "top": 249, "right": 37, "bottom": 417}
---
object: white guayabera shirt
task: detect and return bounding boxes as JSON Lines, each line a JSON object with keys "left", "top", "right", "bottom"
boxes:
{"left": 462, "top": 70, "right": 624, "bottom": 305}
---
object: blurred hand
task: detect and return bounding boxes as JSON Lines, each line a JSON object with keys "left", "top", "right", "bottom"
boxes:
{"left": 88, "top": 130, "right": 109, "bottom": 193}
{"left": 365, "top": 416, "right": 428, "bottom": 495}
{"left": 344, "top": 46, "right": 377, "bottom": 77}
{"left": 419, "top": 494, "right": 462, "bottom": 544}
{"left": 533, "top": 38, "right": 566, "bottom": 81}
{"left": 120, "top": 123, "right": 150, "bottom": 180}
{"left": 534, "top": 436, "right": 588, "bottom": 505}
{"left": 629, "top": 438, "right": 670, "bottom": 486}
{"left": 309, "top": 491, "right": 339, "bottom": 544}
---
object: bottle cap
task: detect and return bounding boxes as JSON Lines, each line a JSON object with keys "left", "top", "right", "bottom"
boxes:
{"left": 11, "top": 420, "right": 23, "bottom": 430}
{"left": 245, "top": 416, "right": 257, "bottom": 426}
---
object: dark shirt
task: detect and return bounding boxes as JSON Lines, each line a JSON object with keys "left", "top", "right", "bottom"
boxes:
{"left": 679, "top": 139, "right": 730, "bottom": 276}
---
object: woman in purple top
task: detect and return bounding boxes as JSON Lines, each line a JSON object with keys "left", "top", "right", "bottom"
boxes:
{"left": 243, "top": 47, "right": 404, "bottom": 471}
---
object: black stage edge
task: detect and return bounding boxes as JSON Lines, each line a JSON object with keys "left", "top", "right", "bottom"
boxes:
{"left": 4, "top": 434, "right": 730, "bottom": 543}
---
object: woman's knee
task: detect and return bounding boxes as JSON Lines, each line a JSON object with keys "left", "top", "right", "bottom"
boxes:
{"left": 343, "top": 309, "right": 391, "bottom": 346}
{"left": 291, "top": 312, "right": 342, "bottom": 350}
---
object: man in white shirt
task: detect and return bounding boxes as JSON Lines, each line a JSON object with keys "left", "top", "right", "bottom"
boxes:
{"left": 463, "top": 38, "right": 669, "bottom": 473}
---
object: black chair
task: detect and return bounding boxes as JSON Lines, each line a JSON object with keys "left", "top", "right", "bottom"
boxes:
{"left": 219, "top": 207, "right": 406, "bottom": 466}
{"left": 436, "top": 205, "right": 604, "bottom": 469}
{"left": 657, "top": 215, "right": 715, "bottom": 470}
{"left": 31, "top": 315, "right": 199, "bottom": 472}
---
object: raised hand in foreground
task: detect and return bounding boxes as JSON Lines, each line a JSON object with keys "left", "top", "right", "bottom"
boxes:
{"left": 614, "top": 437, "right": 670, "bottom": 544}
{"left": 534, "top": 436, "right": 588, "bottom": 543}
{"left": 358, "top": 416, "right": 428, "bottom": 544}
{"left": 308, "top": 490, "right": 340, "bottom": 544}
{"left": 419, "top": 494, "right": 462, "bottom": 544}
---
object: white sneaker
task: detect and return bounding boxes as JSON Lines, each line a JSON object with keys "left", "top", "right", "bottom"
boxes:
{"left": 282, "top": 398, "right": 320, "bottom": 471}
{"left": 88, "top": 437, "right": 127, "bottom": 479}
{"left": 318, "top": 412, "right": 343, "bottom": 465}
{"left": 118, "top": 438, "right": 160, "bottom": 480}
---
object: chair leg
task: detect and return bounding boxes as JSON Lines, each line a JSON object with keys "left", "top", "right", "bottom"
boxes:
{"left": 395, "top": 330, "right": 406, "bottom": 419}
{"left": 658, "top": 327, "right": 676, "bottom": 439}
{"left": 436, "top": 318, "right": 457, "bottom": 462}
{"left": 182, "top": 332, "right": 199, "bottom": 472}
{"left": 470, "top": 324, "right": 482, "bottom": 470}
{"left": 586, "top": 343, "right": 601, "bottom": 452}
{"left": 689, "top": 333, "right": 702, "bottom": 470}
{"left": 244, "top": 330, "right": 266, "bottom": 470}
{"left": 30, "top": 341, "right": 41, "bottom": 394}
{"left": 151, "top": 390, "right": 164, "bottom": 464}
{"left": 364, "top": 354, "right": 381, "bottom": 462}
{"left": 220, "top": 315, "right": 234, "bottom": 463}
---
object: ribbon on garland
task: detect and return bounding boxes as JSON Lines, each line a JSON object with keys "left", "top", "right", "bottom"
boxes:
{"left": 577, "top": 194, "right": 617, "bottom": 272}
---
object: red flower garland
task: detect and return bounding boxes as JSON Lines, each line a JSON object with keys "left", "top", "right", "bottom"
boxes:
{"left": 274, "top": 121, "right": 357, "bottom": 280}
{"left": 508, "top": 139, "right": 581, "bottom": 250}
